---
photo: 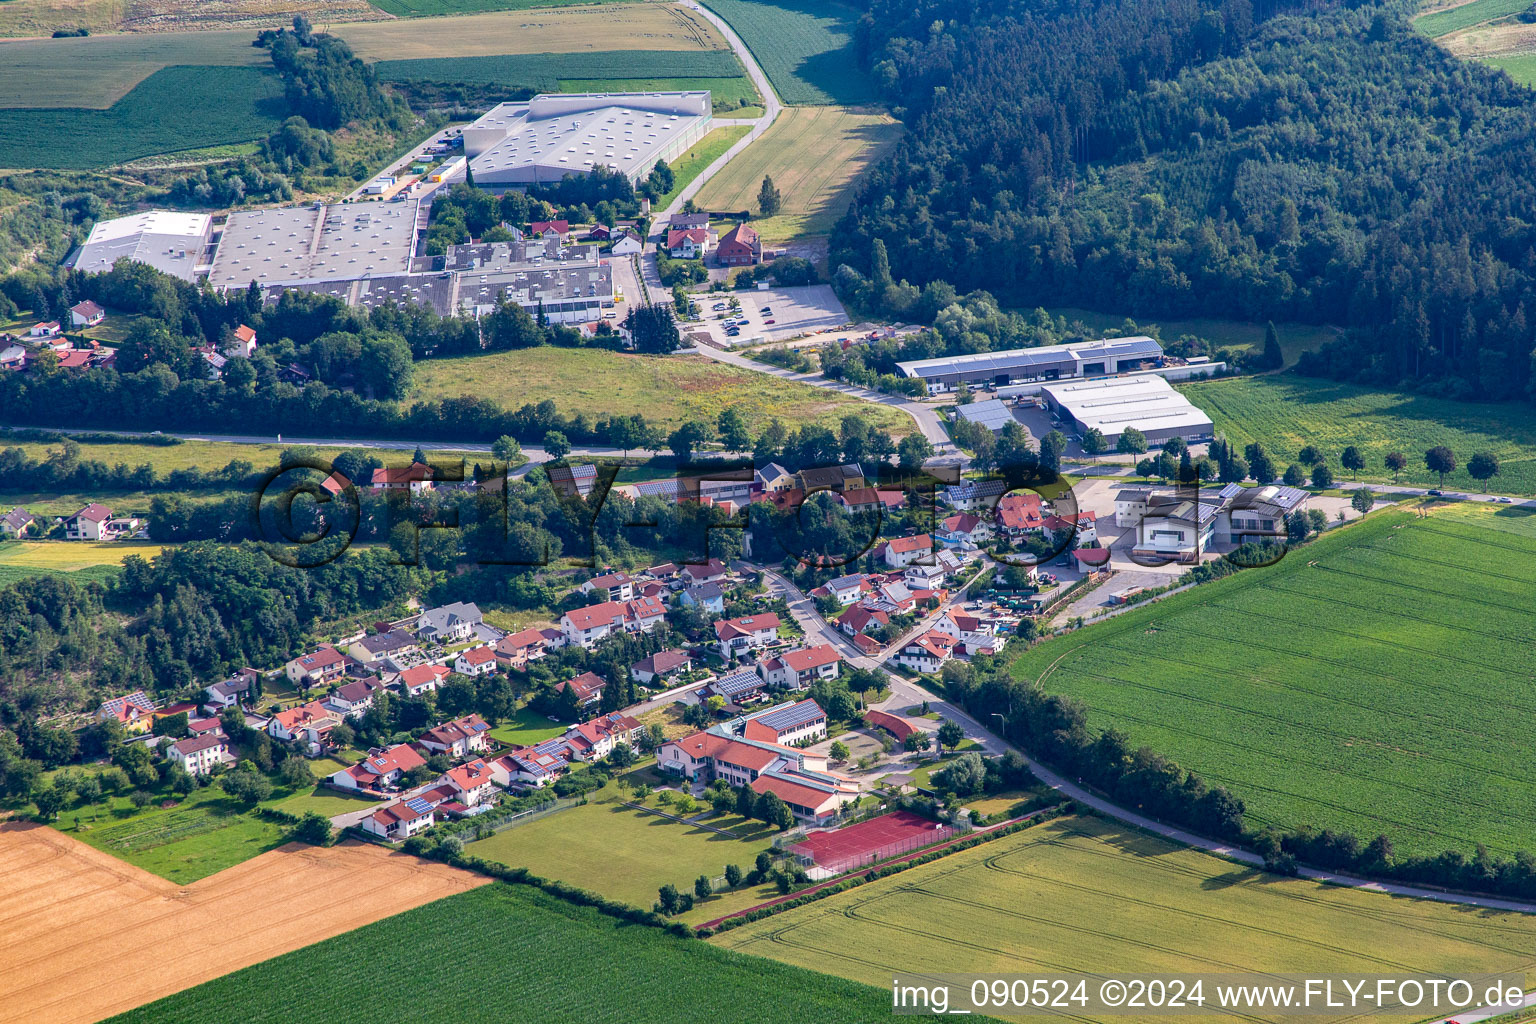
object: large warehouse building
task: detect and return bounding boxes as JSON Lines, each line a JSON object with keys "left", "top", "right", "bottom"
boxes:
{"left": 68, "top": 211, "right": 213, "bottom": 282}
{"left": 896, "top": 336, "right": 1164, "bottom": 394}
{"left": 1040, "top": 373, "right": 1214, "bottom": 446}
{"left": 460, "top": 91, "right": 712, "bottom": 188}
{"left": 206, "top": 200, "right": 422, "bottom": 292}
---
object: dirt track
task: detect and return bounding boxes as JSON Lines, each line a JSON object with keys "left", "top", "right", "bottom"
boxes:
{"left": 0, "top": 822, "right": 489, "bottom": 1024}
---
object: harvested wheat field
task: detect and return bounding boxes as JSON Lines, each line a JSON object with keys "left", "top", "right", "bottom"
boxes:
{"left": 0, "top": 823, "right": 488, "bottom": 1024}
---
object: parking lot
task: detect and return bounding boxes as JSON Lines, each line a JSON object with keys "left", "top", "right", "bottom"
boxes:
{"left": 688, "top": 284, "right": 849, "bottom": 346}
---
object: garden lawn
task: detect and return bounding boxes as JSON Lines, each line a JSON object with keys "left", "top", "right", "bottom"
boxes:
{"left": 701, "top": 0, "right": 873, "bottom": 104}
{"left": 487, "top": 707, "right": 568, "bottom": 746}
{"left": 691, "top": 106, "right": 902, "bottom": 241}
{"left": 266, "top": 785, "right": 380, "bottom": 818}
{"left": 1182, "top": 374, "right": 1536, "bottom": 494}
{"left": 714, "top": 815, "right": 1536, "bottom": 1014}
{"left": 108, "top": 883, "right": 902, "bottom": 1024}
{"left": 467, "top": 780, "right": 780, "bottom": 913}
{"left": 1010, "top": 508, "right": 1536, "bottom": 856}
{"left": 410, "top": 348, "right": 914, "bottom": 436}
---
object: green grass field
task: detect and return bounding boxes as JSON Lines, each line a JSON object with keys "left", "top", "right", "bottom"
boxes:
{"left": 0, "top": 30, "right": 265, "bottom": 109}
{"left": 1010, "top": 508, "right": 1536, "bottom": 856}
{"left": 374, "top": 49, "right": 742, "bottom": 86}
{"left": 366, "top": 0, "right": 604, "bottom": 15}
{"left": 702, "top": 0, "right": 872, "bottom": 104}
{"left": 1415, "top": 0, "right": 1529, "bottom": 36}
{"left": 714, "top": 815, "right": 1536, "bottom": 1015}
{"left": 107, "top": 883, "right": 900, "bottom": 1024}
{"left": 1184, "top": 374, "right": 1536, "bottom": 494}
{"left": 656, "top": 124, "right": 751, "bottom": 206}
{"left": 467, "top": 779, "right": 782, "bottom": 921}
{"left": 1046, "top": 306, "right": 1338, "bottom": 368}
{"left": 0, "top": 66, "right": 284, "bottom": 170}
{"left": 486, "top": 706, "right": 568, "bottom": 746}
{"left": 0, "top": 541, "right": 168, "bottom": 586}
{"left": 691, "top": 106, "right": 901, "bottom": 241}
{"left": 410, "top": 348, "right": 915, "bottom": 436}
{"left": 1481, "top": 52, "right": 1536, "bottom": 84}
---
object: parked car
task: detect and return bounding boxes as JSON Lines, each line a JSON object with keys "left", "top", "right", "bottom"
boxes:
{"left": 1427, "top": 489, "right": 1443, "bottom": 496}
{"left": 760, "top": 306, "right": 772, "bottom": 313}
{"left": 764, "top": 319, "right": 776, "bottom": 324}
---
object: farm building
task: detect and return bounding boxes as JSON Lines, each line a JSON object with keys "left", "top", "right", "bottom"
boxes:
{"left": 68, "top": 210, "right": 213, "bottom": 282}
{"left": 206, "top": 200, "right": 422, "bottom": 292}
{"left": 896, "top": 336, "right": 1164, "bottom": 394}
{"left": 460, "top": 92, "right": 713, "bottom": 188}
{"left": 1039, "top": 373, "right": 1213, "bottom": 445}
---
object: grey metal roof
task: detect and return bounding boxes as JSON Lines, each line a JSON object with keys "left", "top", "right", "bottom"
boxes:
{"left": 749, "top": 700, "right": 825, "bottom": 732}
{"left": 953, "top": 399, "right": 1017, "bottom": 432}
{"left": 712, "top": 670, "right": 764, "bottom": 697}
{"left": 897, "top": 336, "right": 1163, "bottom": 379}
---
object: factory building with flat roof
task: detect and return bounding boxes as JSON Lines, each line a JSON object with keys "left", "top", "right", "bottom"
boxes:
{"left": 459, "top": 92, "right": 712, "bottom": 188}
{"left": 206, "top": 200, "right": 422, "bottom": 292}
{"left": 896, "top": 336, "right": 1164, "bottom": 394}
{"left": 68, "top": 211, "right": 213, "bottom": 282}
{"left": 1039, "top": 373, "right": 1214, "bottom": 446}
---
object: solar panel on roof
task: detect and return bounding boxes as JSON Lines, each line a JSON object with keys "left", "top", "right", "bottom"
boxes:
{"left": 404, "top": 797, "right": 433, "bottom": 814}
{"left": 751, "top": 701, "right": 824, "bottom": 732}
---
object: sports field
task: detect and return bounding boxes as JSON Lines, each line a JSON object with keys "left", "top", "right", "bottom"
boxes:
{"left": 0, "top": 823, "right": 487, "bottom": 1024}
{"left": 467, "top": 780, "right": 782, "bottom": 920}
{"left": 107, "top": 883, "right": 899, "bottom": 1024}
{"left": 1183, "top": 374, "right": 1536, "bottom": 494}
{"left": 410, "top": 348, "right": 915, "bottom": 436}
{"left": 714, "top": 815, "right": 1536, "bottom": 1020}
{"left": 691, "top": 106, "right": 902, "bottom": 241}
{"left": 1010, "top": 508, "right": 1536, "bottom": 856}
{"left": 702, "top": 0, "right": 872, "bottom": 104}
{"left": 0, "top": 541, "right": 167, "bottom": 586}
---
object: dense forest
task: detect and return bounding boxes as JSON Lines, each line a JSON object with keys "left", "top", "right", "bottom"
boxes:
{"left": 837, "top": 0, "right": 1536, "bottom": 400}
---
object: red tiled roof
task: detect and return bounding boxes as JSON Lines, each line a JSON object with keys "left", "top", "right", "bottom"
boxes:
{"left": 72, "top": 502, "right": 113, "bottom": 523}
{"left": 887, "top": 534, "right": 932, "bottom": 554}
{"left": 530, "top": 220, "right": 569, "bottom": 235}
{"left": 666, "top": 228, "right": 709, "bottom": 249}
{"left": 941, "top": 512, "right": 981, "bottom": 534}
{"left": 421, "top": 714, "right": 490, "bottom": 746}
{"left": 498, "top": 627, "right": 547, "bottom": 653}
{"left": 564, "top": 601, "right": 626, "bottom": 632}
{"left": 865, "top": 709, "right": 920, "bottom": 741}
{"left": 558, "top": 671, "right": 607, "bottom": 701}
{"left": 714, "top": 613, "right": 780, "bottom": 640}
{"left": 457, "top": 646, "right": 497, "bottom": 667}
{"left": 445, "top": 758, "right": 495, "bottom": 792}
{"left": 750, "top": 773, "right": 838, "bottom": 810}
{"left": 372, "top": 462, "right": 433, "bottom": 486}
{"left": 399, "top": 664, "right": 450, "bottom": 689}
{"left": 780, "top": 644, "right": 841, "bottom": 672}
{"left": 233, "top": 324, "right": 257, "bottom": 343}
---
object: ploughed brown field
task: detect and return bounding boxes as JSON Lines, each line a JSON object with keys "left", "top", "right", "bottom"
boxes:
{"left": 0, "top": 822, "right": 488, "bottom": 1024}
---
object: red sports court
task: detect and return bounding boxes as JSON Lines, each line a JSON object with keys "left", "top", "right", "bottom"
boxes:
{"left": 788, "top": 811, "right": 954, "bottom": 873}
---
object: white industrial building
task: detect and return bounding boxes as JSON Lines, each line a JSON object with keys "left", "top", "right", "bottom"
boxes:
{"left": 206, "top": 200, "right": 422, "bottom": 292}
{"left": 68, "top": 211, "right": 213, "bottom": 282}
{"left": 897, "top": 336, "right": 1165, "bottom": 394}
{"left": 459, "top": 92, "right": 713, "bottom": 188}
{"left": 1039, "top": 373, "right": 1213, "bottom": 446}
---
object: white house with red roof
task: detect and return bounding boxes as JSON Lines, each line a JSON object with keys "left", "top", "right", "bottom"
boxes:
{"left": 398, "top": 663, "right": 451, "bottom": 696}
{"left": 564, "top": 711, "right": 642, "bottom": 760}
{"left": 530, "top": 219, "right": 570, "bottom": 240}
{"left": 285, "top": 646, "right": 348, "bottom": 688}
{"left": 267, "top": 700, "right": 341, "bottom": 754}
{"left": 837, "top": 604, "right": 888, "bottom": 638}
{"left": 937, "top": 512, "right": 989, "bottom": 549}
{"left": 631, "top": 649, "right": 692, "bottom": 685}
{"left": 683, "top": 559, "right": 729, "bottom": 586}
{"left": 419, "top": 714, "right": 492, "bottom": 758}
{"left": 63, "top": 503, "right": 117, "bottom": 541}
{"left": 760, "top": 644, "right": 842, "bottom": 689}
{"left": 883, "top": 533, "right": 934, "bottom": 568}
{"left": 893, "top": 631, "right": 958, "bottom": 674}
{"left": 581, "top": 571, "right": 635, "bottom": 602}
{"left": 360, "top": 797, "right": 435, "bottom": 840}
{"left": 1044, "top": 510, "right": 1098, "bottom": 544}
{"left": 324, "top": 676, "right": 383, "bottom": 718}
{"left": 69, "top": 300, "right": 105, "bottom": 327}
{"left": 490, "top": 747, "right": 568, "bottom": 788}
{"left": 665, "top": 227, "right": 711, "bottom": 259}
{"left": 560, "top": 597, "right": 663, "bottom": 649}
{"left": 371, "top": 462, "right": 435, "bottom": 493}
{"left": 453, "top": 645, "right": 499, "bottom": 677}
{"left": 228, "top": 324, "right": 258, "bottom": 357}
{"left": 994, "top": 493, "right": 1046, "bottom": 538}
{"left": 28, "top": 321, "right": 61, "bottom": 338}
{"left": 713, "top": 613, "right": 781, "bottom": 660}
{"left": 96, "top": 690, "right": 156, "bottom": 734}
{"left": 442, "top": 758, "right": 497, "bottom": 807}
{"left": 329, "top": 743, "right": 426, "bottom": 791}
{"left": 740, "top": 699, "right": 827, "bottom": 746}
{"left": 818, "top": 573, "right": 869, "bottom": 607}
{"left": 164, "top": 733, "right": 231, "bottom": 774}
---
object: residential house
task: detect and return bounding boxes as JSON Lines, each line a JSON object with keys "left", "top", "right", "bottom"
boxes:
{"left": 0, "top": 344, "right": 25, "bottom": 371}
{"left": 324, "top": 677, "right": 383, "bottom": 718}
{"left": 680, "top": 581, "right": 725, "bottom": 614}
{"left": 530, "top": 220, "right": 570, "bottom": 240}
{"left": 347, "top": 629, "right": 418, "bottom": 667}
{"left": 585, "top": 224, "right": 612, "bottom": 242}
{"left": 417, "top": 602, "right": 483, "bottom": 644}
{"left": 836, "top": 487, "right": 882, "bottom": 512}
{"left": 1114, "top": 487, "right": 1155, "bottom": 528}
{"left": 798, "top": 464, "right": 864, "bottom": 493}
{"left": 267, "top": 701, "right": 340, "bottom": 754}
{"left": 741, "top": 700, "right": 827, "bottom": 746}
{"left": 330, "top": 743, "right": 425, "bottom": 791}
{"left": 670, "top": 212, "right": 710, "bottom": 231}
{"left": 716, "top": 222, "right": 761, "bottom": 266}
{"left": 564, "top": 711, "right": 642, "bottom": 760}
{"left": 559, "top": 597, "right": 661, "bottom": 649}
{"left": 941, "top": 479, "right": 1007, "bottom": 511}
{"left": 760, "top": 644, "right": 842, "bottom": 689}
{"left": 453, "top": 645, "right": 499, "bottom": 677}
{"left": 1044, "top": 510, "right": 1098, "bottom": 545}
{"left": 28, "top": 321, "right": 61, "bottom": 338}
{"left": 227, "top": 324, "right": 258, "bottom": 357}
{"left": 285, "top": 647, "right": 348, "bottom": 688}
{"left": 704, "top": 668, "right": 766, "bottom": 705}
{"left": 713, "top": 613, "right": 781, "bottom": 660}
{"left": 666, "top": 227, "right": 710, "bottom": 259}
{"left": 837, "top": 604, "right": 888, "bottom": 638}
{"left": 754, "top": 463, "right": 795, "bottom": 493}
{"left": 96, "top": 690, "right": 155, "bottom": 734}
{"left": 557, "top": 670, "right": 608, "bottom": 707}
{"left": 398, "top": 664, "right": 451, "bottom": 696}
{"left": 851, "top": 632, "right": 882, "bottom": 656}
{"left": 490, "top": 748, "right": 568, "bottom": 788}
{"left": 821, "top": 573, "right": 868, "bottom": 607}
{"left": 682, "top": 559, "right": 729, "bottom": 587}
{"left": 443, "top": 759, "right": 497, "bottom": 807}
{"left": 609, "top": 228, "right": 643, "bottom": 255}
{"left": 419, "top": 714, "right": 492, "bottom": 758}
{"left": 360, "top": 796, "right": 435, "bottom": 840}
{"left": 494, "top": 627, "right": 548, "bottom": 671}
{"left": 893, "top": 631, "right": 957, "bottom": 674}
{"left": 203, "top": 670, "right": 259, "bottom": 712}
{"left": 904, "top": 562, "right": 948, "bottom": 592}
{"left": 937, "top": 512, "right": 989, "bottom": 549}
{"left": 371, "top": 462, "right": 436, "bottom": 493}
{"left": 547, "top": 463, "right": 599, "bottom": 499}
{"left": 581, "top": 571, "right": 635, "bottom": 602}
{"left": 69, "top": 300, "right": 105, "bottom": 327}
{"left": 994, "top": 493, "right": 1045, "bottom": 539}
{"left": 931, "top": 613, "right": 1006, "bottom": 657}
{"left": 64, "top": 503, "right": 140, "bottom": 541}
{"left": 884, "top": 534, "right": 934, "bottom": 568}
{"left": 631, "top": 650, "right": 692, "bottom": 685}
{"left": 166, "top": 734, "right": 231, "bottom": 776}
{"left": 0, "top": 508, "right": 36, "bottom": 538}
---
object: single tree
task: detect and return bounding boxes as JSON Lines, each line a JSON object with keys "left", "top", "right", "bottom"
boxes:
{"left": 491, "top": 434, "right": 523, "bottom": 463}
{"left": 1467, "top": 451, "right": 1500, "bottom": 488}
{"left": 695, "top": 874, "right": 713, "bottom": 899}
{"left": 829, "top": 740, "right": 850, "bottom": 762}
{"left": 1135, "top": 457, "right": 1157, "bottom": 480}
{"left": 1384, "top": 451, "right": 1407, "bottom": 483}
{"left": 1116, "top": 427, "right": 1148, "bottom": 457}
{"left": 1080, "top": 427, "right": 1106, "bottom": 462}
{"left": 1297, "top": 445, "right": 1324, "bottom": 466}
{"left": 1310, "top": 464, "right": 1334, "bottom": 489}
{"left": 1340, "top": 445, "right": 1365, "bottom": 475}
{"left": 936, "top": 718, "right": 964, "bottom": 753}
{"left": 1261, "top": 321, "right": 1284, "bottom": 369}
{"left": 897, "top": 433, "right": 935, "bottom": 471}
{"left": 1282, "top": 463, "right": 1307, "bottom": 487}
{"left": 542, "top": 430, "right": 571, "bottom": 461}
{"left": 1350, "top": 488, "right": 1374, "bottom": 515}
{"left": 657, "top": 883, "right": 680, "bottom": 915}
{"left": 291, "top": 811, "right": 332, "bottom": 845}
{"left": 724, "top": 863, "right": 743, "bottom": 888}
{"left": 758, "top": 175, "right": 782, "bottom": 216}
{"left": 1424, "top": 445, "right": 1457, "bottom": 487}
